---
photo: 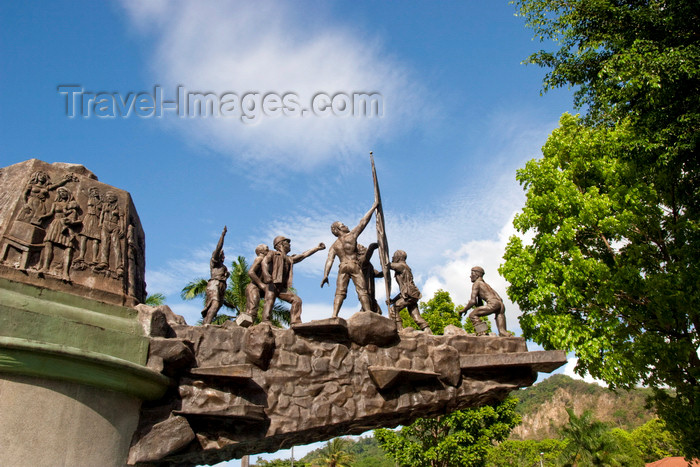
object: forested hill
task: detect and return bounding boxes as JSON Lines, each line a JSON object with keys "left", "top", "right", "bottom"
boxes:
{"left": 510, "top": 374, "right": 656, "bottom": 441}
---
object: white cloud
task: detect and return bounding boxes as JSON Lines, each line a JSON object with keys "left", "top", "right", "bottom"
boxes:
{"left": 145, "top": 247, "right": 211, "bottom": 296}
{"left": 119, "top": 0, "right": 424, "bottom": 168}
{"left": 421, "top": 215, "right": 521, "bottom": 325}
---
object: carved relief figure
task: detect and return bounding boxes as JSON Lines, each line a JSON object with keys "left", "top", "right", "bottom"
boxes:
{"left": 388, "top": 250, "right": 430, "bottom": 333}
{"left": 358, "top": 242, "right": 383, "bottom": 314}
{"left": 244, "top": 244, "right": 270, "bottom": 321}
{"left": 321, "top": 201, "right": 378, "bottom": 317}
{"left": 460, "top": 266, "right": 513, "bottom": 337}
{"left": 76, "top": 187, "right": 102, "bottom": 265}
{"left": 127, "top": 220, "right": 146, "bottom": 300}
{"left": 201, "top": 227, "right": 229, "bottom": 325}
{"left": 96, "top": 191, "right": 124, "bottom": 275}
{"left": 262, "top": 236, "right": 325, "bottom": 325}
{"left": 39, "top": 187, "right": 81, "bottom": 280}
{"left": 19, "top": 171, "right": 75, "bottom": 225}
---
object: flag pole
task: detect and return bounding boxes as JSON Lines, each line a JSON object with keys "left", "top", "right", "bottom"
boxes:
{"left": 370, "top": 152, "right": 399, "bottom": 327}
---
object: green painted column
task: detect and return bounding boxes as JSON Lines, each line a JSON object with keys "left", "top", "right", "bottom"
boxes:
{"left": 0, "top": 278, "right": 169, "bottom": 466}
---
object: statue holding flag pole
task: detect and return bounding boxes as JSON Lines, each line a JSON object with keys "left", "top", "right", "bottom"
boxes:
{"left": 321, "top": 200, "right": 378, "bottom": 317}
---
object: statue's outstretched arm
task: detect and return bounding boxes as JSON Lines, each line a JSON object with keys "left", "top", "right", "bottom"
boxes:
{"left": 351, "top": 200, "right": 379, "bottom": 237}
{"left": 212, "top": 226, "right": 227, "bottom": 260}
{"left": 293, "top": 242, "right": 325, "bottom": 264}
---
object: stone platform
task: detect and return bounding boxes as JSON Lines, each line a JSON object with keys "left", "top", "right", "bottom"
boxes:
{"left": 129, "top": 307, "right": 566, "bottom": 466}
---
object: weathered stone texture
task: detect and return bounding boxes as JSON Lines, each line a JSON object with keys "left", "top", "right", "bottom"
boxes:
{"left": 346, "top": 312, "right": 397, "bottom": 346}
{"left": 0, "top": 159, "right": 146, "bottom": 306}
{"left": 129, "top": 310, "right": 566, "bottom": 466}
{"left": 127, "top": 415, "right": 195, "bottom": 464}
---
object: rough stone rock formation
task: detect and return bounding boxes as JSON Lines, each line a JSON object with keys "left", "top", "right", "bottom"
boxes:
{"left": 0, "top": 159, "right": 146, "bottom": 306}
{"left": 130, "top": 307, "right": 565, "bottom": 466}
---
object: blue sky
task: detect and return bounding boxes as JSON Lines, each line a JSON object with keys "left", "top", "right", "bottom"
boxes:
{"left": 1, "top": 1, "right": 584, "bottom": 464}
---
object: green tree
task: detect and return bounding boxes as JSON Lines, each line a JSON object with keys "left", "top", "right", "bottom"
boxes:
{"left": 505, "top": 0, "right": 700, "bottom": 455}
{"left": 629, "top": 418, "right": 682, "bottom": 463}
{"left": 376, "top": 397, "right": 520, "bottom": 467}
{"left": 485, "top": 438, "right": 567, "bottom": 467}
{"left": 253, "top": 460, "right": 307, "bottom": 467}
{"left": 310, "top": 438, "right": 355, "bottom": 467}
{"left": 181, "top": 255, "right": 290, "bottom": 326}
{"left": 557, "top": 408, "right": 639, "bottom": 466}
{"left": 144, "top": 292, "right": 166, "bottom": 306}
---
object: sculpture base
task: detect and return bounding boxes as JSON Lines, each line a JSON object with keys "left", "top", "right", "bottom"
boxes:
{"left": 0, "top": 373, "right": 141, "bottom": 467}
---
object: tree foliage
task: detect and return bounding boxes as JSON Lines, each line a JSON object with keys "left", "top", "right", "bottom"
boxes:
{"left": 485, "top": 438, "right": 567, "bottom": 467}
{"left": 400, "top": 289, "right": 489, "bottom": 335}
{"left": 144, "top": 292, "right": 166, "bottom": 306}
{"left": 629, "top": 418, "right": 682, "bottom": 463}
{"left": 557, "top": 408, "right": 643, "bottom": 466}
{"left": 376, "top": 397, "right": 520, "bottom": 467}
{"left": 297, "top": 436, "right": 393, "bottom": 467}
{"left": 309, "top": 438, "right": 355, "bottom": 467}
{"left": 506, "top": 0, "right": 700, "bottom": 455}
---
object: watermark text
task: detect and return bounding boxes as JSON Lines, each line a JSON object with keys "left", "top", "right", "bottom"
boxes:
{"left": 58, "top": 85, "right": 383, "bottom": 123}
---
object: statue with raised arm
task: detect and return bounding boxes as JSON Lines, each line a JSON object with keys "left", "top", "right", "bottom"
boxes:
{"left": 358, "top": 242, "right": 383, "bottom": 314}
{"left": 321, "top": 201, "right": 378, "bottom": 317}
{"left": 262, "top": 236, "right": 325, "bottom": 325}
{"left": 243, "top": 244, "right": 270, "bottom": 321}
{"left": 459, "top": 266, "right": 513, "bottom": 337}
{"left": 201, "top": 227, "right": 229, "bottom": 325}
{"left": 387, "top": 250, "right": 431, "bottom": 333}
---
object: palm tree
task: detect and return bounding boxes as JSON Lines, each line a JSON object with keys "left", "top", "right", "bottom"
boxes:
{"left": 311, "top": 438, "right": 355, "bottom": 467}
{"left": 181, "top": 255, "right": 290, "bottom": 326}
{"left": 558, "top": 408, "right": 628, "bottom": 466}
{"left": 144, "top": 293, "right": 166, "bottom": 306}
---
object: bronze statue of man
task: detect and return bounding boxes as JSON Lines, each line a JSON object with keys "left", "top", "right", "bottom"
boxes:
{"left": 321, "top": 201, "right": 378, "bottom": 317}
{"left": 388, "top": 250, "right": 430, "bottom": 333}
{"left": 358, "top": 243, "right": 383, "bottom": 314}
{"left": 243, "top": 243, "right": 270, "bottom": 320}
{"left": 460, "top": 266, "right": 513, "bottom": 337}
{"left": 201, "top": 227, "right": 229, "bottom": 325}
{"left": 262, "top": 236, "right": 325, "bottom": 325}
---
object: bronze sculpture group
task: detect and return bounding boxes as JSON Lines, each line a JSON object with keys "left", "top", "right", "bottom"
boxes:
{"left": 201, "top": 156, "right": 513, "bottom": 337}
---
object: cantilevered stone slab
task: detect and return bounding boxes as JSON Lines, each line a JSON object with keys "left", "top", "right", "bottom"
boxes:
{"left": 460, "top": 350, "right": 567, "bottom": 373}
{"left": 292, "top": 318, "right": 349, "bottom": 340}
{"left": 174, "top": 404, "right": 266, "bottom": 421}
{"left": 189, "top": 364, "right": 254, "bottom": 380}
{"left": 368, "top": 365, "right": 441, "bottom": 390}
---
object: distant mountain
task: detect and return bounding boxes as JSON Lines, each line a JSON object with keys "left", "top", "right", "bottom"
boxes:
{"left": 510, "top": 374, "right": 656, "bottom": 440}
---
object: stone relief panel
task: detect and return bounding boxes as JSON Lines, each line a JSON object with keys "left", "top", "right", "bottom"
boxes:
{"left": 0, "top": 159, "right": 146, "bottom": 306}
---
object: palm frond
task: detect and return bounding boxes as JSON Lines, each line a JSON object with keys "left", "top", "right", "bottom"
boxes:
{"left": 180, "top": 278, "right": 208, "bottom": 301}
{"left": 144, "top": 292, "right": 166, "bottom": 306}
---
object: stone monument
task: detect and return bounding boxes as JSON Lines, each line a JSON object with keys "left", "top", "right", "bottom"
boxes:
{"left": 0, "top": 159, "right": 167, "bottom": 467}
{"left": 0, "top": 159, "right": 567, "bottom": 467}
{"left": 0, "top": 158, "right": 146, "bottom": 306}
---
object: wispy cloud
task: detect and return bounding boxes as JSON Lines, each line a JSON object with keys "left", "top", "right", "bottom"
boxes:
{"left": 145, "top": 247, "right": 211, "bottom": 296}
{"left": 119, "top": 0, "right": 425, "bottom": 168}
